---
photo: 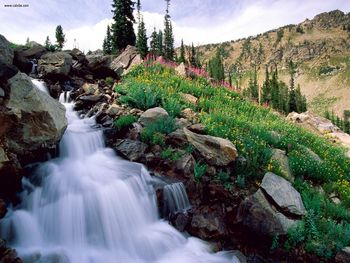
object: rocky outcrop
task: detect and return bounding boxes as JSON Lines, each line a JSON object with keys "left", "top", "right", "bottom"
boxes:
{"left": 38, "top": 52, "right": 72, "bottom": 79}
{"left": 110, "top": 45, "right": 143, "bottom": 76}
{"left": 0, "top": 239, "right": 22, "bottom": 263}
{"left": 270, "top": 149, "right": 294, "bottom": 182}
{"left": 0, "top": 34, "right": 14, "bottom": 64}
{"left": 183, "top": 128, "right": 237, "bottom": 166}
{"left": 237, "top": 172, "right": 305, "bottom": 237}
{"left": 175, "top": 63, "right": 188, "bottom": 78}
{"left": 114, "top": 139, "right": 148, "bottom": 162}
{"left": 0, "top": 72, "right": 67, "bottom": 201}
{"left": 86, "top": 54, "right": 116, "bottom": 78}
{"left": 0, "top": 61, "right": 18, "bottom": 83}
{"left": 22, "top": 45, "right": 47, "bottom": 59}
{"left": 288, "top": 111, "right": 350, "bottom": 156}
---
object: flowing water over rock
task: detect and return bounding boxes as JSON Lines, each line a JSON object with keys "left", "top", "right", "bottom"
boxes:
{"left": 163, "top": 182, "right": 191, "bottom": 216}
{"left": 0, "top": 86, "right": 238, "bottom": 263}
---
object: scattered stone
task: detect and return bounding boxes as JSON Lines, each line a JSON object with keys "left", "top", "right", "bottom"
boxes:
{"left": 79, "top": 94, "right": 103, "bottom": 103}
{"left": 175, "top": 62, "right": 188, "bottom": 78}
{"left": 180, "top": 92, "right": 198, "bottom": 105}
{"left": 181, "top": 108, "right": 198, "bottom": 123}
{"left": 114, "top": 139, "right": 148, "bottom": 162}
{"left": 183, "top": 128, "right": 237, "bottom": 166}
{"left": 261, "top": 172, "right": 306, "bottom": 216}
{"left": 175, "top": 118, "right": 191, "bottom": 128}
{"left": 82, "top": 83, "right": 98, "bottom": 95}
{"left": 138, "top": 107, "right": 169, "bottom": 126}
{"left": 188, "top": 123, "right": 206, "bottom": 134}
{"left": 174, "top": 154, "right": 195, "bottom": 176}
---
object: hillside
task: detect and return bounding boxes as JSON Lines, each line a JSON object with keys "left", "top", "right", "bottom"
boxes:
{"left": 196, "top": 10, "right": 350, "bottom": 116}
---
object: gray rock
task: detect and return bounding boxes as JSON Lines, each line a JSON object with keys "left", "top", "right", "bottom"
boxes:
{"left": 0, "top": 34, "right": 14, "bottom": 64}
{"left": 38, "top": 52, "right": 72, "bottom": 77}
{"left": 110, "top": 45, "right": 141, "bottom": 75}
{"left": 166, "top": 129, "right": 188, "bottom": 147}
{"left": 114, "top": 139, "right": 148, "bottom": 162}
{"left": 183, "top": 128, "right": 237, "bottom": 166}
{"left": 261, "top": 172, "right": 306, "bottom": 216}
{"left": 175, "top": 154, "right": 195, "bottom": 176}
{"left": 4, "top": 72, "right": 67, "bottom": 153}
{"left": 0, "top": 61, "right": 18, "bottom": 82}
{"left": 0, "top": 88, "right": 4, "bottom": 97}
{"left": 79, "top": 94, "right": 103, "bottom": 103}
{"left": 22, "top": 45, "right": 47, "bottom": 59}
{"left": 335, "top": 247, "right": 350, "bottom": 263}
{"left": 138, "top": 107, "right": 169, "bottom": 126}
{"left": 236, "top": 189, "right": 298, "bottom": 236}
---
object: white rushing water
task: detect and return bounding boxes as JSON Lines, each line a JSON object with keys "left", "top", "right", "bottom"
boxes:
{"left": 0, "top": 86, "right": 239, "bottom": 263}
{"left": 163, "top": 182, "right": 191, "bottom": 216}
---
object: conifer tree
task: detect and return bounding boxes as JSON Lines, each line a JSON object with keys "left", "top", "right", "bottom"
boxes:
{"left": 163, "top": 0, "right": 174, "bottom": 60}
{"left": 111, "top": 0, "right": 136, "bottom": 52}
{"left": 261, "top": 66, "right": 271, "bottom": 103}
{"left": 208, "top": 48, "right": 225, "bottom": 81}
{"left": 156, "top": 30, "right": 164, "bottom": 56}
{"left": 150, "top": 28, "right": 158, "bottom": 56}
{"left": 190, "top": 43, "right": 196, "bottom": 67}
{"left": 55, "top": 25, "right": 66, "bottom": 49}
{"left": 178, "top": 39, "right": 185, "bottom": 64}
{"left": 103, "top": 25, "right": 113, "bottom": 55}
{"left": 136, "top": 17, "right": 148, "bottom": 58}
{"left": 44, "top": 36, "right": 51, "bottom": 49}
{"left": 248, "top": 66, "right": 259, "bottom": 100}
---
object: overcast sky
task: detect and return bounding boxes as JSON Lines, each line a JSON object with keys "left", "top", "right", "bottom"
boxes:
{"left": 0, "top": 0, "right": 349, "bottom": 52}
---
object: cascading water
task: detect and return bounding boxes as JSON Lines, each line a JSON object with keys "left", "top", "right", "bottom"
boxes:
{"left": 163, "top": 182, "right": 191, "bottom": 216}
{"left": 0, "top": 85, "right": 239, "bottom": 263}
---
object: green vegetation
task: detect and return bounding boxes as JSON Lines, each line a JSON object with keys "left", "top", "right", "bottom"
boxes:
{"left": 163, "top": 0, "right": 174, "bottom": 60}
{"left": 161, "top": 147, "right": 183, "bottom": 161}
{"left": 55, "top": 25, "right": 66, "bottom": 49}
{"left": 117, "top": 63, "right": 350, "bottom": 259}
{"left": 140, "top": 117, "right": 177, "bottom": 145}
{"left": 102, "top": 25, "right": 113, "bottom": 55}
{"left": 194, "top": 161, "right": 208, "bottom": 182}
{"left": 208, "top": 48, "right": 225, "bottom": 81}
{"left": 113, "top": 114, "right": 137, "bottom": 131}
{"left": 325, "top": 110, "right": 350, "bottom": 134}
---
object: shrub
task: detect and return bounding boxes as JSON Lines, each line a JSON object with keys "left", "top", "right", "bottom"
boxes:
{"left": 119, "top": 84, "right": 161, "bottom": 110}
{"left": 113, "top": 115, "right": 137, "bottom": 131}
{"left": 162, "top": 97, "right": 183, "bottom": 117}
{"left": 194, "top": 161, "right": 207, "bottom": 182}
{"left": 105, "top": 77, "right": 114, "bottom": 87}
{"left": 140, "top": 117, "right": 177, "bottom": 145}
{"left": 161, "top": 147, "right": 183, "bottom": 161}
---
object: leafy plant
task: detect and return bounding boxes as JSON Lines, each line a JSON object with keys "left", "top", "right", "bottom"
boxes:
{"left": 114, "top": 115, "right": 137, "bottom": 131}
{"left": 194, "top": 161, "right": 207, "bottom": 182}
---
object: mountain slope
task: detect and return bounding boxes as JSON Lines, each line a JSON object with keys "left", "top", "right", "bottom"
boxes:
{"left": 197, "top": 10, "right": 350, "bottom": 116}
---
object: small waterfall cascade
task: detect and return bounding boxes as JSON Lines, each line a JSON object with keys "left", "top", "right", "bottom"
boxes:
{"left": 163, "top": 182, "right": 191, "bottom": 216}
{"left": 0, "top": 86, "right": 239, "bottom": 263}
{"left": 31, "top": 79, "right": 49, "bottom": 95}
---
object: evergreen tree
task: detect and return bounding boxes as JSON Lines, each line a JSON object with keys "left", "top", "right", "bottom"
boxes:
{"left": 261, "top": 66, "right": 271, "bottom": 103}
{"left": 111, "top": 0, "right": 136, "bottom": 53}
{"left": 288, "top": 60, "right": 298, "bottom": 112}
{"left": 136, "top": 16, "right": 148, "bottom": 58}
{"left": 25, "top": 37, "right": 30, "bottom": 47}
{"left": 208, "top": 48, "right": 225, "bottom": 81}
{"left": 248, "top": 67, "right": 258, "bottom": 100}
{"left": 270, "top": 68, "right": 280, "bottom": 110}
{"left": 278, "top": 81, "right": 289, "bottom": 114}
{"left": 156, "top": 30, "right": 164, "bottom": 56}
{"left": 150, "top": 28, "right": 158, "bottom": 56}
{"left": 163, "top": 0, "right": 174, "bottom": 60}
{"left": 190, "top": 43, "right": 197, "bottom": 67}
{"left": 103, "top": 25, "right": 113, "bottom": 55}
{"left": 55, "top": 25, "right": 66, "bottom": 49}
{"left": 178, "top": 39, "right": 185, "bottom": 64}
{"left": 44, "top": 36, "right": 51, "bottom": 49}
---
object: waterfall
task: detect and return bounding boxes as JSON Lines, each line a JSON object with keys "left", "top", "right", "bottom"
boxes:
{"left": 32, "top": 79, "right": 49, "bottom": 95}
{"left": 0, "top": 87, "right": 239, "bottom": 263}
{"left": 163, "top": 182, "right": 191, "bottom": 216}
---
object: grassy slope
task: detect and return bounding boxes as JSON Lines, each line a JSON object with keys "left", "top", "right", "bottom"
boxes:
{"left": 117, "top": 63, "right": 350, "bottom": 259}
{"left": 195, "top": 12, "right": 350, "bottom": 116}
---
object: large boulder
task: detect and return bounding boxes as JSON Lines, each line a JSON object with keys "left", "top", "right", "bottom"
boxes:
{"left": 261, "top": 172, "right": 306, "bottom": 216}
{"left": 0, "top": 34, "right": 14, "bottom": 64}
{"left": 70, "top": 48, "right": 87, "bottom": 64}
{"left": 138, "top": 107, "right": 169, "bottom": 126}
{"left": 4, "top": 72, "right": 67, "bottom": 154}
{"left": 86, "top": 54, "right": 116, "bottom": 78}
{"left": 22, "top": 45, "right": 47, "bottom": 59}
{"left": 110, "top": 45, "right": 142, "bottom": 75}
{"left": 13, "top": 47, "right": 33, "bottom": 74}
{"left": 183, "top": 128, "right": 237, "bottom": 166}
{"left": 38, "top": 52, "right": 72, "bottom": 78}
{"left": 236, "top": 189, "right": 297, "bottom": 236}
{"left": 0, "top": 61, "right": 18, "bottom": 83}
{"left": 114, "top": 139, "right": 148, "bottom": 162}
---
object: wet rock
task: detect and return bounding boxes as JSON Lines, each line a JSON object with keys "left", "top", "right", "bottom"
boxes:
{"left": 114, "top": 139, "right": 148, "bottom": 162}
{"left": 183, "top": 128, "right": 237, "bottom": 166}
{"left": 261, "top": 172, "right": 306, "bottom": 216}
{"left": 0, "top": 239, "right": 22, "bottom": 263}
{"left": 78, "top": 94, "right": 103, "bottom": 103}
{"left": 170, "top": 212, "right": 191, "bottom": 232}
{"left": 38, "top": 52, "right": 72, "bottom": 79}
{"left": 138, "top": 107, "right": 169, "bottom": 126}
{"left": 0, "top": 199, "right": 6, "bottom": 218}
{"left": 0, "top": 34, "right": 14, "bottom": 64}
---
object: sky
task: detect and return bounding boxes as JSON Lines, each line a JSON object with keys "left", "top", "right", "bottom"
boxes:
{"left": 0, "top": 0, "right": 349, "bottom": 52}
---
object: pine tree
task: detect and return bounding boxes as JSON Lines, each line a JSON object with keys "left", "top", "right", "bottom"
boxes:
{"left": 156, "top": 30, "right": 164, "bottom": 56}
{"left": 288, "top": 60, "right": 298, "bottom": 112}
{"left": 178, "top": 39, "right": 185, "bottom": 64}
{"left": 261, "top": 66, "right": 271, "bottom": 103}
{"left": 247, "top": 66, "right": 259, "bottom": 101}
{"left": 190, "top": 43, "right": 196, "bottom": 67}
{"left": 208, "top": 48, "right": 225, "bottom": 81}
{"left": 111, "top": 0, "right": 136, "bottom": 53}
{"left": 136, "top": 16, "right": 148, "bottom": 58}
{"left": 44, "top": 36, "right": 51, "bottom": 49}
{"left": 103, "top": 25, "right": 113, "bottom": 55}
{"left": 163, "top": 0, "right": 174, "bottom": 60}
{"left": 150, "top": 28, "right": 158, "bottom": 56}
{"left": 270, "top": 68, "right": 280, "bottom": 110}
{"left": 55, "top": 25, "right": 66, "bottom": 49}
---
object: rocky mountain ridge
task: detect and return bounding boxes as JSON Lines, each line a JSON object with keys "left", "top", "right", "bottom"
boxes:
{"left": 197, "top": 10, "right": 350, "bottom": 116}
